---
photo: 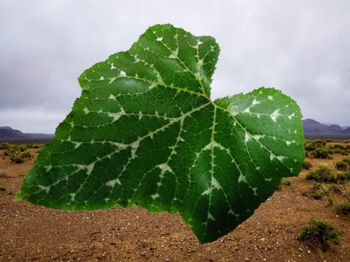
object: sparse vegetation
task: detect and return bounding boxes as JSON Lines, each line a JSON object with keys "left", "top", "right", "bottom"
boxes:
{"left": 335, "top": 201, "right": 350, "bottom": 215}
{"left": 303, "top": 141, "right": 350, "bottom": 216}
{"left": 298, "top": 219, "right": 341, "bottom": 251}
{"left": 2, "top": 139, "right": 350, "bottom": 259}
{"left": 1, "top": 143, "right": 32, "bottom": 164}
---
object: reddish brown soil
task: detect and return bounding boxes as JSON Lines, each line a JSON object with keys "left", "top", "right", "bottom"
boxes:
{"left": 1, "top": 144, "right": 350, "bottom": 261}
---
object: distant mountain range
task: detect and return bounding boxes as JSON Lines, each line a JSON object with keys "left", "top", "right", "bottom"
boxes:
{"left": 1, "top": 119, "right": 350, "bottom": 142}
{"left": 0, "top": 126, "right": 53, "bottom": 142}
{"left": 302, "top": 119, "right": 350, "bottom": 139}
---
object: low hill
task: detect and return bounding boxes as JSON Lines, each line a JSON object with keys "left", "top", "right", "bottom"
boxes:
{"left": 2, "top": 119, "right": 349, "bottom": 142}
{"left": 302, "top": 119, "right": 350, "bottom": 139}
{"left": 0, "top": 126, "right": 53, "bottom": 142}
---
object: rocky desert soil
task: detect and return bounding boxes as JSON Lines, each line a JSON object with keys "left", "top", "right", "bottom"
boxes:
{"left": 0, "top": 142, "right": 350, "bottom": 261}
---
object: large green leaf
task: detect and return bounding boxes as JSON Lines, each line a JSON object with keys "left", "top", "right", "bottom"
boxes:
{"left": 17, "top": 24, "right": 304, "bottom": 243}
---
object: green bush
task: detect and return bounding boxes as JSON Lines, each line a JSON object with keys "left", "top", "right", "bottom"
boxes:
{"left": 8, "top": 150, "right": 31, "bottom": 164}
{"left": 4, "top": 147, "right": 16, "bottom": 156}
{"left": 337, "top": 171, "right": 350, "bottom": 183}
{"left": 303, "top": 161, "right": 312, "bottom": 170}
{"left": 335, "top": 159, "right": 350, "bottom": 171}
{"left": 282, "top": 178, "right": 291, "bottom": 186}
{"left": 16, "top": 145, "right": 27, "bottom": 152}
{"left": 298, "top": 219, "right": 341, "bottom": 251}
{"left": 343, "top": 159, "right": 350, "bottom": 164}
{"left": 331, "top": 144, "right": 347, "bottom": 150}
{"left": 0, "top": 142, "right": 10, "bottom": 150}
{"left": 21, "top": 151, "right": 31, "bottom": 158}
{"left": 311, "top": 189, "right": 324, "bottom": 200}
{"left": 277, "top": 178, "right": 292, "bottom": 190}
{"left": 330, "top": 144, "right": 350, "bottom": 155}
{"left": 336, "top": 161, "right": 348, "bottom": 171}
{"left": 310, "top": 184, "right": 325, "bottom": 200}
{"left": 309, "top": 147, "right": 331, "bottom": 159}
{"left": 329, "top": 184, "right": 342, "bottom": 194}
{"left": 9, "top": 154, "right": 25, "bottom": 163}
{"left": 305, "top": 140, "right": 326, "bottom": 152}
{"left": 335, "top": 201, "right": 350, "bottom": 215}
{"left": 306, "top": 166, "right": 350, "bottom": 183}
{"left": 10, "top": 155, "right": 24, "bottom": 163}
{"left": 306, "top": 166, "right": 336, "bottom": 183}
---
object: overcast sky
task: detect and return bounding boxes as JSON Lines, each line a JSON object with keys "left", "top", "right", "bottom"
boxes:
{"left": 0, "top": 0, "right": 349, "bottom": 133}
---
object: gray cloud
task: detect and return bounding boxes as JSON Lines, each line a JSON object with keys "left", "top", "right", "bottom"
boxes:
{"left": 0, "top": 0, "right": 349, "bottom": 133}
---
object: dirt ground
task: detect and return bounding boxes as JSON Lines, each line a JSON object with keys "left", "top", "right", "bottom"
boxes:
{"left": 1, "top": 143, "right": 350, "bottom": 261}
